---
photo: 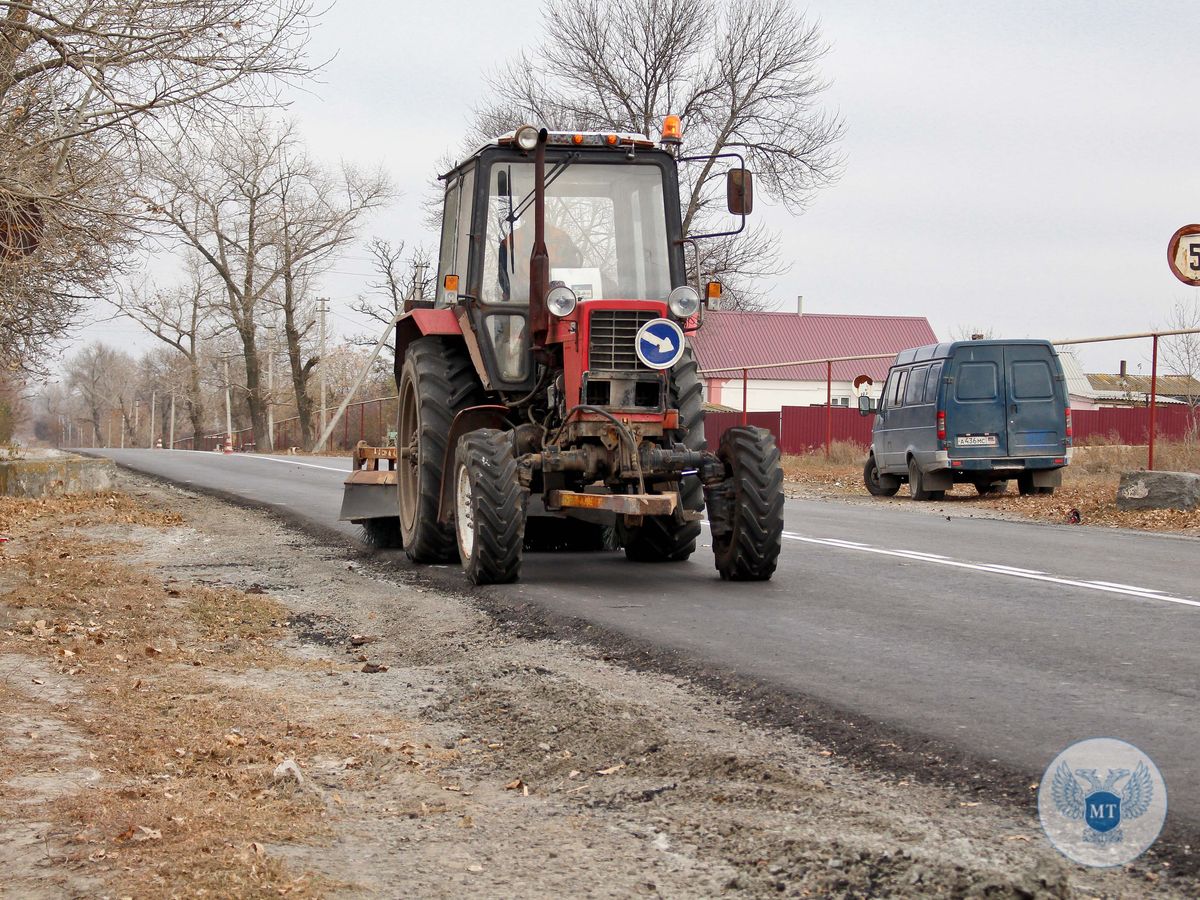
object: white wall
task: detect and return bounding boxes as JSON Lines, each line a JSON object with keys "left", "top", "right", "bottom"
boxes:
{"left": 705, "top": 378, "right": 884, "bottom": 412}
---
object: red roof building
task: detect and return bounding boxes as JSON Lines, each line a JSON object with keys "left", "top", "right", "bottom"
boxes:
{"left": 689, "top": 311, "right": 938, "bottom": 411}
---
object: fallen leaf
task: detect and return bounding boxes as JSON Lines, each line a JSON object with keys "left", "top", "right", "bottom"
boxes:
{"left": 224, "top": 733, "right": 247, "bottom": 748}
{"left": 504, "top": 778, "right": 524, "bottom": 791}
{"left": 596, "top": 763, "right": 625, "bottom": 776}
{"left": 361, "top": 662, "right": 388, "bottom": 674}
{"left": 132, "top": 826, "right": 161, "bottom": 841}
{"left": 144, "top": 646, "right": 162, "bottom": 656}
{"left": 249, "top": 841, "right": 266, "bottom": 856}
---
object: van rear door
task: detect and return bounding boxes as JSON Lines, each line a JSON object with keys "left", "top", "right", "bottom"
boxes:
{"left": 947, "top": 345, "right": 1009, "bottom": 458}
{"left": 1004, "top": 345, "right": 1064, "bottom": 457}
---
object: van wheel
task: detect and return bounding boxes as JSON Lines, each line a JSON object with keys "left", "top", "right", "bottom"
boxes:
{"left": 974, "top": 480, "right": 1006, "bottom": 496}
{"left": 908, "top": 458, "right": 944, "bottom": 501}
{"left": 1017, "top": 474, "right": 1037, "bottom": 496}
{"left": 864, "top": 455, "right": 900, "bottom": 497}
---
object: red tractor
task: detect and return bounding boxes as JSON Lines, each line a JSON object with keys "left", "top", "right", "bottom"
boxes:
{"left": 341, "top": 121, "right": 784, "bottom": 584}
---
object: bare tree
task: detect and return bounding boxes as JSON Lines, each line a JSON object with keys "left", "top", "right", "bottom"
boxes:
{"left": 0, "top": 0, "right": 319, "bottom": 372}
{"left": 1161, "top": 296, "right": 1200, "bottom": 422}
{"left": 473, "top": 0, "right": 842, "bottom": 307}
{"left": 272, "top": 147, "right": 393, "bottom": 447}
{"left": 349, "top": 237, "right": 432, "bottom": 355}
{"left": 118, "top": 256, "right": 214, "bottom": 439}
{"left": 151, "top": 118, "right": 392, "bottom": 449}
{"left": 65, "top": 342, "right": 133, "bottom": 444}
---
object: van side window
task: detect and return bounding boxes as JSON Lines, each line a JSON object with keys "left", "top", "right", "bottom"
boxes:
{"left": 955, "top": 362, "right": 998, "bottom": 401}
{"left": 905, "top": 366, "right": 928, "bottom": 406}
{"left": 879, "top": 372, "right": 897, "bottom": 410}
{"left": 893, "top": 370, "right": 909, "bottom": 407}
{"left": 1012, "top": 360, "right": 1054, "bottom": 399}
{"left": 924, "top": 362, "right": 943, "bottom": 403}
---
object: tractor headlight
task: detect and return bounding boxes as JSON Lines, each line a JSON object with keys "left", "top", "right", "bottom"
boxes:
{"left": 515, "top": 125, "right": 539, "bottom": 151}
{"left": 668, "top": 285, "right": 701, "bottom": 319}
{"left": 546, "top": 285, "right": 577, "bottom": 317}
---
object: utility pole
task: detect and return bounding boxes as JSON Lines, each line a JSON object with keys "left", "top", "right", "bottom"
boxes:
{"left": 224, "top": 357, "right": 233, "bottom": 443}
{"left": 266, "top": 326, "right": 275, "bottom": 451}
{"left": 318, "top": 297, "right": 328, "bottom": 452}
{"left": 149, "top": 390, "right": 156, "bottom": 448}
{"left": 169, "top": 391, "right": 176, "bottom": 449}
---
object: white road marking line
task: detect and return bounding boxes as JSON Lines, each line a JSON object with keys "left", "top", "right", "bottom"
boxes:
{"left": 1086, "top": 580, "right": 1166, "bottom": 593}
{"left": 975, "top": 564, "right": 1046, "bottom": 575}
{"left": 784, "top": 535, "right": 1200, "bottom": 610}
{"left": 226, "top": 455, "right": 348, "bottom": 474}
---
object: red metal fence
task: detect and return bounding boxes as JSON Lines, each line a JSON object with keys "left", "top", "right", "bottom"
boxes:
{"left": 706, "top": 405, "right": 1198, "bottom": 456}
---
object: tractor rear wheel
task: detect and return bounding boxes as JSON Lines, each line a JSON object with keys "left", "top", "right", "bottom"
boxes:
{"left": 710, "top": 426, "right": 784, "bottom": 581}
{"left": 397, "top": 337, "right": 484, "bottom": 563}
{"left": 619, "top": 347, "right": 705, "bottom": 562}
{"left": 453, "top": 429, "right": 526, "bottom": 585}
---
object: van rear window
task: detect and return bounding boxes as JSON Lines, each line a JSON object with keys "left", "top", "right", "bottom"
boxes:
{"left": 1012, "top": 360, "right": 1054, "bottom": 399}
{"left": 955, "top": 362, "right": 998, "bottom": 401}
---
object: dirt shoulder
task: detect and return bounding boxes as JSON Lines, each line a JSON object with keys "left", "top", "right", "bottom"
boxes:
{"left": 784, "top": 445, "right": 1200, "bottom": 536}
{"left": 0, "top": 476, "right": 1189, "bottom": 898}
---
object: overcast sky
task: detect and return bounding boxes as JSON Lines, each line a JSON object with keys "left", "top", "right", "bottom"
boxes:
{"left": 80, "top": 0, "right": 1200, "bottom": 375}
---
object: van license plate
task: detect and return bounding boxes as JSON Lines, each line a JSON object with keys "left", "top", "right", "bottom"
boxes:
{"left": 957, "top": 434, "right": 998, "bottom": 447}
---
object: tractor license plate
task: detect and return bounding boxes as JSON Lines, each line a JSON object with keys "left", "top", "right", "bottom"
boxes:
{"left": 956, "top": 433, "right": 998, "bottom": 447}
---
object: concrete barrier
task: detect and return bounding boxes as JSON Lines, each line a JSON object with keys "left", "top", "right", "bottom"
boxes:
{"left": 0, "top": 452, "right": 115, "bottom": 498}
{"left": 1116, "top": 470, "right": 1200, "bottom": 511}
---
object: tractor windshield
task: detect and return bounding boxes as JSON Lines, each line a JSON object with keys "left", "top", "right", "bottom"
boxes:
{"left": 482, "top": 161, "right": 672, "bottom": 305}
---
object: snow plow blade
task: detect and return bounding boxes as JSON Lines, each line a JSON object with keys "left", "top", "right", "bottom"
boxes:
{"left": 339, "top": 442, "right": 398, "bottom": 522}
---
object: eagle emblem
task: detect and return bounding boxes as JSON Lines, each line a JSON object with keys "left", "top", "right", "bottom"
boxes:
{"left": 1052, "top": 761, "right": 1154, "bottom": 845}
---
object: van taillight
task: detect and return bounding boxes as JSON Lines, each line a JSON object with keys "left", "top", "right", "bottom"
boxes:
{"left": 1065, "top": 409, "right": 1073, "bottom": 441}
{"left": 937, "top": 410, "right": 946, "bottom": 442}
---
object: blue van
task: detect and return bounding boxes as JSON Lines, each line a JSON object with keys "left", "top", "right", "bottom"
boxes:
{"left": 859, "top": 340, "right": 1072, "bottom": 500}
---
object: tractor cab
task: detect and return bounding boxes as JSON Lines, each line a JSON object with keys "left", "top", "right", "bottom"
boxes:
{"left": 429, "top": 128, "right": 690, "bottom": 395}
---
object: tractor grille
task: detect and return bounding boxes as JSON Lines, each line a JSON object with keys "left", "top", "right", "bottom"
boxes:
{"left": 588, "top": 310, "right": 657, "bottom": 371}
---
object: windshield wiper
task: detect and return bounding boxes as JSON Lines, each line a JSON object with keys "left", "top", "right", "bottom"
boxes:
{"left": 507, "top": 152, "right": 579, "bottom": 225}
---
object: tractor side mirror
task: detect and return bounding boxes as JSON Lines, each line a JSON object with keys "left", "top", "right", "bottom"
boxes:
{"left": 857, "top": 395, "right": 877, "bottom": 416}
{"left": 727, "top": 169, "right": 753, "bottom": 216}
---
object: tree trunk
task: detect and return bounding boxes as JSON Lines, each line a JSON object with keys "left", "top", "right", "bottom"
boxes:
{"left": 237, "top": 325, "right": 270, "bottom": 450}
{"left": 283, "top": 302, "right": 315, "bottom": 448}
{"left": 187, "top": 359, "right": 205, "bottom": 441}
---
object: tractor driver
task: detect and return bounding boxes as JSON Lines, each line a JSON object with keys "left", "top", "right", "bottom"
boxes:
{"left": 498, "top": 219, "right": 584, "bottom": 303}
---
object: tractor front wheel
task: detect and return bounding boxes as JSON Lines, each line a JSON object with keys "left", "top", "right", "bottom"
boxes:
{"left": 453, "top": 430, "right": 527, "bottom": 585}
{"left": 708, "top": 426, "right": 785, "bottom": 581}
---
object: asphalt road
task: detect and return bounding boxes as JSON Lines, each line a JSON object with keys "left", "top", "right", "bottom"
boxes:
{"left": 90, "top": 448, "right": 1200, "bottom": 831}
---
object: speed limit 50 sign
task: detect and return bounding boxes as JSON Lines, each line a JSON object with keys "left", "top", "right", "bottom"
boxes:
{"left": 1168, "top": 224, "right": 1200, "bottom": 286}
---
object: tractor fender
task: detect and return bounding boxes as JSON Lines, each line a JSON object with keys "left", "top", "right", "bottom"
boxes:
{"left": 394, "top": 308, "right": 464, "bottom": 376}
{"left": 436, "top": 405, "right": 511, "bottom": 524}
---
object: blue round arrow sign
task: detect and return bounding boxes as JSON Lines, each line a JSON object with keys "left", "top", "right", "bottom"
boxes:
{"left": 635, "top": 318, "right": 686, "bottom": 370}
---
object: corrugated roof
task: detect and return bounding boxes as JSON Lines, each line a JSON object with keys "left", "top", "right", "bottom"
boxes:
{"left": 1057, "top": 350, "right": 1096, "bottom": 399}
{"left": 690, "top": 311, "right": 938, "bottom": 382}
{"left": 1086, "top": 373, "right": 1200, "bottom": 395}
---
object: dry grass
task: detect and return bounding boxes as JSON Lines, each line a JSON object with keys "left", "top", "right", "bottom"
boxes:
{"left": 0, "top": 492, "right": 423, "bottom": 897}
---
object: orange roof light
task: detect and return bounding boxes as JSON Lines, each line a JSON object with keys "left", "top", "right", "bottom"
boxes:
{"left": 661, "top": 114, "right": 682, "bottom": 144}
{"left": 705, "top": 280, "right": 722, "bottom": 301}
{"left": 572, "top": 133, "right": 584, "bottom": 145}
{"left": 605, "top": 133, "right": 618, "bottom": 145}
{"left": 444, "top": 274, "right": 459, "bottom": 293}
